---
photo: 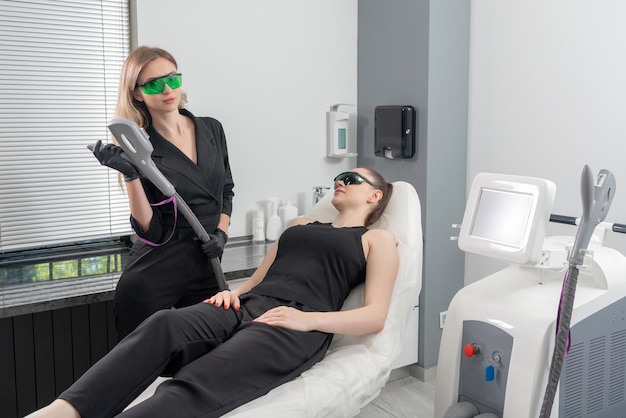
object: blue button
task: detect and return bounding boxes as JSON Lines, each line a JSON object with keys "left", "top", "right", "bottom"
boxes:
{"left": 485, "top": 364, "right": 495, "bottom": 381}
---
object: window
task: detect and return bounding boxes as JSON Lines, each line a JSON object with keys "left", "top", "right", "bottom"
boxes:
{"left": 0, "top": 0, "right": 131, "bottom": 253}
{"left": 1, "top": 238, "right": 128, "bottom": 285}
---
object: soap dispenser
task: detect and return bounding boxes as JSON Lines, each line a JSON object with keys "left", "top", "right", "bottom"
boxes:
{"left": 265, "top": 201, "right": 282, "bottom": 242}
{"left": 279, "top": 199, "right": 298, "bottom": 230}
{"left": 252, "top": 205, "right": 265, "bottom": 244}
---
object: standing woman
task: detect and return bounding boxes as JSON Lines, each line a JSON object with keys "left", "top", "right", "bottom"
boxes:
{"left": 91, "top": 46, "right": 235, "bottom": 338}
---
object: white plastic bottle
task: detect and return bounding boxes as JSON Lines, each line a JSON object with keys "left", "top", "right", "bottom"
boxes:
{"left": 279, "top": 199, "right": 298, "bottom": 231}
{"left": 265, "top": 201, "right": 282, "bottom": 241}
{"left": 252, "top": 205, "right": 265, "bottom": 243}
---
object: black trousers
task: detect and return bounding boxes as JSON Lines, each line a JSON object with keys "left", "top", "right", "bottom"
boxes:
{"left": 60, "top": 294, "right": 332, "bottom": 418}
{"left": 115, "top": 238, "right": 220, "bottom": 339}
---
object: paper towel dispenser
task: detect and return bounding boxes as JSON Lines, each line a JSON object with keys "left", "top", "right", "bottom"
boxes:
{"left": 374, "top": 105, "right": 416, "bottom": 159}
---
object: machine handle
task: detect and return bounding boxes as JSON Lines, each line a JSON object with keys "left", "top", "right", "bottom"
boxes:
{"left": 569, "top": 166, "right": 615, "bottom": 266}
{"left": 550, "top": 215, "right": 626, "bottom": 234}
{"left": 549, "top": 214, "right": 577, "bottom": 225}
{"left": 613, "top": 223, "right": 626, "bottom": 234}
{"left": 108, "top": 118, "right": 176, "bottom": 197}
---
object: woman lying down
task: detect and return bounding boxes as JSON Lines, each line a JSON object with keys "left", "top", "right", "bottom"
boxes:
{"left": 34, "top": 167, "right": 399, "bottom": 418}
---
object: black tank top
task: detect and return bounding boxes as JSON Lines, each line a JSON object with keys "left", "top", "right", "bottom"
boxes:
{"left": 250, "top": 222, "right": 368, "bottom": 312}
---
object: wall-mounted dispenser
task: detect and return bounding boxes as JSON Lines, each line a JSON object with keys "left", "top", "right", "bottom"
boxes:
{"left": 327, "top": 104, "right": 357, "bottom": 158}
{"left": 374, "top": 105, "right": 417, "bottom": 160}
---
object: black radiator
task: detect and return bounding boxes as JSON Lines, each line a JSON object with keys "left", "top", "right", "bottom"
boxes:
{"left": 0, "top": 300, "right": 118, "bottom": 418}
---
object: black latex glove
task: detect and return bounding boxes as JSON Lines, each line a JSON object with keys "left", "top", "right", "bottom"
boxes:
{"left": 202, "top": 228, "right": 228, "bottom": 259}
{"left": 88, "top": 140, "right": 141, "bottom": 182}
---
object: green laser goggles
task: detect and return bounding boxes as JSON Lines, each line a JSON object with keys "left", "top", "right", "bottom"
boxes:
{"left": 333, "top": 171, "right": 376, "bottom": 188}
{"left": 137, "top": 73, "right": 182, "bottom": 95}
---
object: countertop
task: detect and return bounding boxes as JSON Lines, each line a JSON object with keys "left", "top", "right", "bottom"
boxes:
{"left": 0, "top": 239, "right": 271, "bottom": 319}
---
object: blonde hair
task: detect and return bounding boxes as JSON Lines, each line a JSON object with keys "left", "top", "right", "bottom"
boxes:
{"left": 114, "top": 46, "right": 188, "bottom": 129}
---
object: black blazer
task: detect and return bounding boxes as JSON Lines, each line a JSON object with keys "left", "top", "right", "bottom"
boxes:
{"left": 131, "top": 109, "right": 234, "bottom": 243}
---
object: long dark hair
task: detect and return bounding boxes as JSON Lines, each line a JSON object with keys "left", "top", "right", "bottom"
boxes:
{"left": 363, "top": 167, "right": 393, "bottom": 227}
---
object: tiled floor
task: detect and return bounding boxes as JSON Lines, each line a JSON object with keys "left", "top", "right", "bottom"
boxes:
{"left": 357, "top": 376, "right": 435, "bottom": 418}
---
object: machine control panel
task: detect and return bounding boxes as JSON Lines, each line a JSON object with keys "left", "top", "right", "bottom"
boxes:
{"left": 458, "top": 320, "right": 513, "bottom": 415}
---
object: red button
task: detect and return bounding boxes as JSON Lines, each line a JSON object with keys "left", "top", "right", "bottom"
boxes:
{"left": 464, "top": 343, "right": 479, "bottom": 357}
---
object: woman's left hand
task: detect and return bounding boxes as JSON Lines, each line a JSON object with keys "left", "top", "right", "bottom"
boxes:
{"left": 253, "top": 306, "right": 312, "bottom": 331}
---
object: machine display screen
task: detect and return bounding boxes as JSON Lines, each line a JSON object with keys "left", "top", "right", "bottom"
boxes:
{"left": 458, "top": 172, "right": 556, "bottom": 265}
{"left": 470, "top": 188, "right": 534, "bottom": 248}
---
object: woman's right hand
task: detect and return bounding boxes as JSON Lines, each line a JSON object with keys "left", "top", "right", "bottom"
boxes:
{"left": 203, "top": 290, "right": 240, "bottom": 311}
{"left": 88, "top": 140, "right": 141, "bottom": 181}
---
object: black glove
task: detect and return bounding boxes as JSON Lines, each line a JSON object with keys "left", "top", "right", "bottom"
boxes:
{"left": 88, "top": 140, "right": 141, "bottom": 182}
{"left": 201, "top": 228, "right": 228, "bottom": 259}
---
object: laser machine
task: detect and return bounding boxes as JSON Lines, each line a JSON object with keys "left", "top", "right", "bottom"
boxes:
{"left": 435, "top": 167, "right": 626, "bottom": 417}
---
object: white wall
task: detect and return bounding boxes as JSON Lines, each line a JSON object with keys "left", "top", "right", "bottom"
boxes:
{"left": 467, "top": 0, "right": 626, "bottom": 283}
{"left": 133, "top": 0, "right": 357, "bottom": 237}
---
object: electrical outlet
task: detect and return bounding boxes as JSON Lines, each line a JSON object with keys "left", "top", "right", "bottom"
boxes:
{"left": 439, "top": 311, "right": 448, "bottom": 329}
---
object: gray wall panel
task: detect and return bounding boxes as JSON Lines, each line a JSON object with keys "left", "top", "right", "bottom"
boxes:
{"left": 358, "top": 0, "right": 470, "bottom": 370}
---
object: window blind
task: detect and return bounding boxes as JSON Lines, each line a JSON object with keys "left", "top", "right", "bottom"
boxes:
{"left": 0, "top": 0, "right": 131, "bottom": 252}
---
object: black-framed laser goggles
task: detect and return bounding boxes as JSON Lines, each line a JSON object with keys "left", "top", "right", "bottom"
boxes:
{"left": 137, "top": 73, "right": 182, "bottom": 95}
{"left": 333, "top": 171, "right": 376, "bottom": 189}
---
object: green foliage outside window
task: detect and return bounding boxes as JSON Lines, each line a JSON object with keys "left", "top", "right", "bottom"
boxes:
{"left": 2, "top": 254, "right": 124, "bottom": 284}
